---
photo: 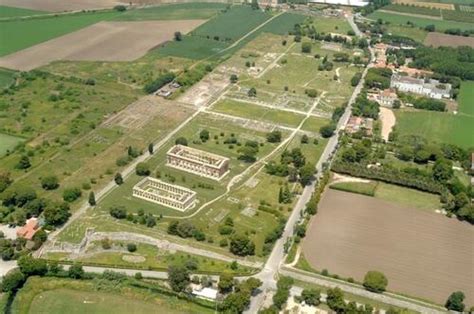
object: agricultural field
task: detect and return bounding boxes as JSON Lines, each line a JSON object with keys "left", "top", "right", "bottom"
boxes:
{"left": 369, "top": 11, "right": 474, "bottom": 31}
{"left": 0, "top": 11, "right": 121, "bottom": 56}
{"left": 191, "top": 5, "right": 271, "bottom": 42}
{"left": 458, "top": 81, "right": 474, "bottom": 116}
{"left": 382, "top": 4, "right": 442, "bottom": 16}
{"left": 0, "top": 20, "right": 206, "bottom": 71}
{"left": 385, "top": 25, "right": 428, "bottom": 42}
{"left": 0, "top": 0, "right": 122, "bottom": 12}
{"left": 310, "top": 16, "right": 353, "bottom": 34}
{"left": 113, "top": 2, "right": 228, "bottom": 21}
{"left": 302, "top": 189, "right": 474, "bottom": 305}
{"left": 0, "top": 133, "right": 25, "bottom": 156}
{"left": 157, "top": 35, "right": 229, "bottom": 60}
{"left": 424, "top": 32, "right": 474, "bottom": 47}
{"left": 11, "top": 277, "right": 214, "bottom": 314}
{"left": 0, "top": 5, "right": 46, "bottom": 17}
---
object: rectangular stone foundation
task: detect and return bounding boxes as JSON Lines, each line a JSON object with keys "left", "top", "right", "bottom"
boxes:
{"left": 132, "top": 177, "right": 196, "bottom": 211}
{"left": 166, "top": 145, "right": 229, "bottom": 181}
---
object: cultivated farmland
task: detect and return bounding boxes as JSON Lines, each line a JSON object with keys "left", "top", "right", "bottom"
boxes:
{"left": 0, "top": 0, "right": 123, "bottom": 12}
{"left": 302, "top": 189, "right": 474, "bottom": 305}
{"left": 0, "top": 20, "right": 206, "bottom": 70}
{"left": 0, "top": 5, "right": 46, "bottom": 17}
{"left": 424, "top": 32, "right": 474, "bottom": 48}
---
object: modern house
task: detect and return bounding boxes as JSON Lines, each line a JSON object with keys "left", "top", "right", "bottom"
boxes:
{"left": 390, "top": 74, "right": 451, "bottom": 99}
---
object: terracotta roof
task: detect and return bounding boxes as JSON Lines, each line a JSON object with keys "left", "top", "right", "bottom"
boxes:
{"left": 16, "top": 218, "right": 40, "bottom": 240}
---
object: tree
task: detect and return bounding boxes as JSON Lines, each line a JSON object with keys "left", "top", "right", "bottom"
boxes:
{"left": 174, "top": 31, "right": 182, "bottom": 41}
{"left": 200, "top": 129, "right": 210, "bottom": 142}
{"left": 251, "top": 0, "right": 259, "bottom": 10}
{"left": 168, "top": 264, "right": 190, "bottom": 292}
{"left": 148, "top": 143, "right": 154, "bottom": 154}
{"left": 218, "top": 272, "right": 234, "bottom": 293}
{"left": 230, "top": 234, "right": 255, "bottom": 256}
{"left": 392, "top": 99, "right": 401, "bottom": 109}
{"left": 68, "top": 263, "right": 84, "bottom": 279}
{"left": 363, "top": 271, "right": 388, "bottom": 293}
{"left": 135, "top": 163, "right": 150, "bottom": 176}
{"left": 432, "top": 159, "right": 453, "bottom": 182}
{"left": 127, "top": 243, "right": 137, "bottom": 252}
{"left": 238, "top": 145, "right": 258, "bottom": 163}
{"left": 301, "top": 288, "right": 321, "bottom": 306}
{"left": 114, "top": 173, "right": 123, "bottom": 185}
{"left": 301, "top": 134, "right": 309, "bottom": 144}
{"left": 219, "top": 290, "right": 251, "bottom": 313}
{"left": 18, "top": 255, "right": 48, "bottom": 276}
{"left": 248, "top": 87, "right": 257, "bottom": 97}
{"left": 326, "top": 287, "right": 346, "bottom": 313}
{"left": 266, "top": 130, "right": 282, "bottom": 143}
{"left": 302, "top": 42, "right": 312, "bottom": 53}
{"left": 299, "top": 163, "right": 314, "bottom": 186}
{"left": 319, "top": 124, "right": 336, "bottom": 138}
{"left": 32, "top": 229, "right": 47, "bottom": 249}
{"left": 110, "top": 206, "right": 127, "bottom": 219}
{"left": 88, "top": 191, "right": 96, "bottom": 206}
{"left": 0, "top": 172, "right": 12, "bottom": 193}
{"left": 114, "top": 5, "right": 127, "bottom": 11}
{"left": 230, "top": 74, "right": 238, "bottom": 83}
{"left": 63, "top": 187, "right": 81, "bottom": 202}
{"left": 16, "top": 155, "right": 31, "bottom": 169}
{"left": 445, "top": 291, "right": 465, "bottom": 312}
{"left": 1, "top": 269, "right": 25, "bottom": 292}
{"left": 175, "top": 137, "right": 188, "bottom": 146}
{"left": 43, "top": 202, "right": 70, "bottom": 226}
{"left": 41, "top": 176, "right": 59, "bottom": 190}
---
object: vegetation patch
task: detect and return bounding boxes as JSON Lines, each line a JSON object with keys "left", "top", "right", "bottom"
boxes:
{"left": 330, "top": 181, "right": 377, "bottom": 196}
{"left": 0, "top": 5, "right": 47, "bottom": 18}
{"left": 113, "top": 3, "right": 228, "bottom": 21}
{"left": 0, "top": 133, "right": 25, "bottom": 156}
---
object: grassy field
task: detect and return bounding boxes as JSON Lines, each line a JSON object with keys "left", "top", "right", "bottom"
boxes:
{"left": 384, "top": 24, "right": 428, "bottom": 42}
{"left": 212, "top": 98, "right": 305, "bottom": 128}
{"left": 301, "top": 116, "right": 331, "bottom": 133}
{"left": 369, "top": 11, "right": 474, "bottom": 31}
{"left": 0, "top": 5, "right": 46, "bottom": 18}
{"left": 395, "top": 110, "right": 474, "bottom": 148}
{"left": 0, "top": 67, "right": 15, "bottom": 88}
{"left": 0, "top": 133, "right": 24, "bottom": 156}
{"left": 458, "top": 81, "right": 474, "bottom": 116}
{"left": 191, "top": 5, "right": 271, "bottom": 42}
{"left": 311, "top": 17, "right": 353, "bottom": 34}
{"left": 259, "top": 12, "right": 307, "bottom": 35}
{"left": 12, "top": 277, "right": 214, "bottom": 314}
{"left": 114, "top": 2, "right": 227, "bottom": 21}
{"left": 330, "top": 181, "right": 377, "bottom": 196}
{"left": 0, "top": 11, "right": 120, "bottom": 56}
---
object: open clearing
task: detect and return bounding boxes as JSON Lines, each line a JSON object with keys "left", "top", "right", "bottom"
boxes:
{"left": 0, "top": 0, "right": 124, "bottom": 12}
{"left": 424, "top": 32, "right": 474, "bottom": 48}
{"left": 0, "top": 20, "right": 205, "bottom": 71}
{"left": 303, "top": 189, "right": 474, "bottom": 305}
{"left": 0, "top": 133, "right": 24, "bottom": 156}
{"left": 379, "top": 107, "right": 395, "bottom": 141}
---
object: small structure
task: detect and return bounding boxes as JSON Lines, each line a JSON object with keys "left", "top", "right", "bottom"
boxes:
{"left": 376, "top": 89, "right": 398, "bottom": 107}
{"left": 346, "top": 116, "right": 373, "bottom": 136}
{"left": 16, "top": 217, "right": 40, "bottom": 240}
{"left": 192, "top": 287, "right": 218, "bottom": 301}
{"left": 167, "top": 145, "right": 230, "bottom": 181}
{"left": 132, "top": 177, "right": 196, "bottom": 211}
{"left": 390, "top": 74, "right": 451, "bottom": 99}
{"left": 156, "top": 82, "right": 181, "bottom": 99}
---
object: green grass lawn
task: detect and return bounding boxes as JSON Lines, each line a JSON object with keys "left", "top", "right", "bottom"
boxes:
{"left": 330, "top": 181, "right": 377, "bottom": 196}
{"left": 368, "top": 11, "right": 474, "bottom": 31}
{"left": 191, "top": 5, "right": 271, "bottom": 42}
{"left": 114, "top": 2, "right": 227, "bottom": 21}
{"left": 156, "top": 35, "right": 229, "bottom": 60}
{"left": 0, "top": 5, "right": 47, "bottom": 18}
{"left": 12, "top": 277, "right": 214, "bottom": 314}
{"left": 0, "top": 68, "right": 15, "bottom": 88}
{"left": 301, "top": 116, "right": 331, "bottom": 133}
{"left": 395, "top": 109, "right": 474, "bottom": 148}
{"left": 0, "top": 133, "right": 24, "bottom": 156}
{"left": 311, "top": 17, "right": 352, "bottom": 35}
{"left": 212, "top": 98, "right": 305, "bottom": 128}
{"left": 0, "top": 11, "right": 120, "bottom": 56}
{"left": 458, "top": 81, "right": 474, "bottom": 117}
{"left": 385, "top": 24, "right": 428, "bottom": 42}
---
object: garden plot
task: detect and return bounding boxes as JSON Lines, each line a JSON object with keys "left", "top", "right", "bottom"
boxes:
{"left": 0, "top": 20, "right": 205, "bottom": 71}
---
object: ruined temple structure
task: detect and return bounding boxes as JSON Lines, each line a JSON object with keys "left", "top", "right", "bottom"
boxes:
{"left": 166, "top": 145, "right": 230, "bottom": 181}
{"left": 132, "top": 177, "right": 196, "bottom": 211}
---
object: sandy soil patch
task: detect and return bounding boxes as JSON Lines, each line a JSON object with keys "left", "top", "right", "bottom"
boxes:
{"left": 0, "top": 0, "right": 125, "bottom": 12}
{"left": 302, "top": 189, "right": 474, "bottom": 305}
{"left": 0, "top": 20, "right": 205, "bottom": 71}
{"left": 424, "top": 32, "right": 474, "bottom": 49}
{"left": 331, "top": 173, "right": 371, "bottom": 184}
{"left": 379, "top": 107, "right": 396, "bottom": 141}
{"left": 122, "top": 255, "right": 146, "bottom": 263}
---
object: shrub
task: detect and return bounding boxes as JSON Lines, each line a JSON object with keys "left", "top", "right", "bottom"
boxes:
{"left": 363, "top": 271, "right": 388, "bottom": 293}
{"left": 62, "top": 187, "right": 82, "bottom": 202}
{"left": 41, "top": 176, "right": 59, "bottom": 190}
{"left": 127, "top": 243, "right": 137, "bottom": 252}
{"left": 135, "top": 163, "right": 150, "bottom": 176}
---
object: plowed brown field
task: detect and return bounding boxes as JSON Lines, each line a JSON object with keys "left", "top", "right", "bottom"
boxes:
{"left": 302, "top": 189, "right": 474, "bottom": 305}
{"left": 425, "top": 32, "right": 474, "bottom": 48}
{"left": 0, "top": 20, "right": 205, "bottom": 71}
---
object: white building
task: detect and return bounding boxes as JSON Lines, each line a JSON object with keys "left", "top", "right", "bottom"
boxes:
{"left": 192, "top": 287, "right": 218, "bottom": 301}
{"left": 390, "top": 74, "right": 451, "bottom": 99}
{"left": 309, "top": 0, "right": 369, "bottom": 7}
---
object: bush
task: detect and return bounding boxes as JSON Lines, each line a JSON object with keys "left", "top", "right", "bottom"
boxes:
{"left": 62, "top": 187, "right": 82, "bottom": 202}
{"left": 319, "top": 124, "right": 336, "bottom": 138}
{"left": 110, "top": 206, "right": 127, "bottom": 219}
{"left": 41, "top": 176, "right": 59, "bottom": 190}
{"left": 302, "top": 42, "right": 312, "bottom": 53}
{"left": 127, "top": 243, "right": 137, "bottom": 252}
{"left": 135, "top": 162, "right": 150, "bottom": 176}
{"left": 1, "top": 269, "right": 25, "bottom": 292}
{"left": 68, "top": 263, "right": 84, "bottom": 279}
{"left": 445, "top": 291, "right": 465, "bottom": 312}
{"left": 363, "top": 271, "right": 388, "bottom": 293}
{"left": 143, "top": 73, "right": 175, "bottom": 94}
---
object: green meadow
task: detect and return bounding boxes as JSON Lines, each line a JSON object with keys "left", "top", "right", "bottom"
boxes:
{"left": 0, "top": 5, "right": 47, "bottom": 18}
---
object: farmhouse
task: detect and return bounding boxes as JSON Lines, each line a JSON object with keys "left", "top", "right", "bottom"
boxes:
{"left": 346, "top": 116, "right": 373, "bottom": 136}
{"left": 16, "top": 217, "right": 40, "bottom": 240}
{"left": 166, "top": 145, "right": 230, "bottom": 181}
{"left": 390, "top": 74, "right": 451, "bottom": 99}
{"left": 132, "top": 177, "right": 196, "bottom": 211}
{"left": 375, "top": 89, "right": 398, "bottom": 107}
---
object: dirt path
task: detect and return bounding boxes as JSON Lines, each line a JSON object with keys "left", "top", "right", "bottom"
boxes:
{"left": 331, "top": 173, "right": 371, "bottom": 184}
{"left": 379, "top": 107, "right": 396, "bottom": 141}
